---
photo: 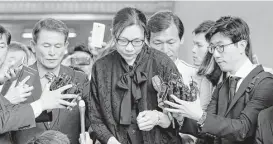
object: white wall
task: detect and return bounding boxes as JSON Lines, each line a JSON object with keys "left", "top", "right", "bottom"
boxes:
{"left": 174, "top": 1, "right": 273, "bottom": 68}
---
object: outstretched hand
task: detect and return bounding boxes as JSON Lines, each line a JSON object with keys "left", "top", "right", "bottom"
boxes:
{"left": 164, "top": 94, "right": 203, "bottom": 121}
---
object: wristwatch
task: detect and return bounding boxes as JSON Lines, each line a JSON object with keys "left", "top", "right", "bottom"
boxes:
{"left": 197, "top": 111, "right": 207, "bottom": 127}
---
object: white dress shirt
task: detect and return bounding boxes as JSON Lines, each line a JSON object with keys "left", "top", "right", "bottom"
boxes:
{"left": 228, "top": 58, "right": 256, "bottom": 92}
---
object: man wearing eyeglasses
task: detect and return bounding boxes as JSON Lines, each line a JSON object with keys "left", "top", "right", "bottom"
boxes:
{"left": 164, "top": 16, "right": 273, "bottom": 144}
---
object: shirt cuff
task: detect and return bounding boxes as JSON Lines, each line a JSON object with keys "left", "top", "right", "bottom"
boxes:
{"left": 30, "top": 100, "right": 43, "bottom": 118}
{"left": 197, "top": 111, "right": 207, "bottom": 127}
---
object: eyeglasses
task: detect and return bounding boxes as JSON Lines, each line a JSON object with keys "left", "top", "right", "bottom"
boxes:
{"left": 208, "top": 42, "right": 237, "bottom": 54}
{"left": 116, "top": 38, "right": 144, "bottom": 47}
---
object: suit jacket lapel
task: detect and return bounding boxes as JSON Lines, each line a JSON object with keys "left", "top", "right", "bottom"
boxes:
{"left": 225, "top": 65, "right": 264, "bottom": 116}
{"left": 218, "top": 78, "right": 229, "bottom": 116}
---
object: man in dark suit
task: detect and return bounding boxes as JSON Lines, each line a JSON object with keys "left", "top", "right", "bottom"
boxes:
{"left": 0, "top": 25, "right": 78, "bottom": 144}
{"left": 255, "top": 106, "right": 273, "bottom": 144}
{"left": 3, "top": 18, "right": 90, "bottom": 144}
{"left": 164, "top": 16, "right": 273, "bottom": 144}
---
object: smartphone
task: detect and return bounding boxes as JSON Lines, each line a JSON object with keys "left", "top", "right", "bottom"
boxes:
{"left": 0, "top": 65, "right": 38, "bottom": 96}
{"left": 91, "top": 22, "right": 105, "bottom": 48}
{"left": 15, "top": 66, "right": 38, "bottom": 87}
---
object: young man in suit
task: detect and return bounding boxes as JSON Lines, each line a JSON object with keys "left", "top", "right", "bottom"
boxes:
{"left": 164, "top": 16, "right": 273, "bottom": 144}
{"left": 2, "top": 18, "right": 90, "bottom": 144}
{"left": 0, "top": 25, "right": 78, "bottom": 144}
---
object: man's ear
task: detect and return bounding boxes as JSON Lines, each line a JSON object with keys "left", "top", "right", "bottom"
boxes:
{"left": 64, "top": 41, "right": 69, "bottom": 49}
{"left": 238, "top": 40, "right": 247, "bottom": 54}
{"left": 30, "top": 40, "right": 36, "bottom": 53}
{"left": 180, "top": 36, "right": 184, "bottom": 45}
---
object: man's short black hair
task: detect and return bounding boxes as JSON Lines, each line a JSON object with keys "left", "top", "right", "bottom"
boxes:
{"left": 147, "top": 10, "right": 184, "bottom": 41}
{"left": 72, "top": 44, "right": 93, "bottom": 58}
{"left": 193, "top": 20, "right": 215, "bottom": 35}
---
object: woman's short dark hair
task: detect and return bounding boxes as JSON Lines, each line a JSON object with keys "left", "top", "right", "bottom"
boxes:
{"left": 0, "top": 25, "right": 11, "bottom": 45}
{"left": 147, "top": 10, "right": 184, "bottom": 41}
{"left": 112, "top": 7, "right": 147, "bottom": 39}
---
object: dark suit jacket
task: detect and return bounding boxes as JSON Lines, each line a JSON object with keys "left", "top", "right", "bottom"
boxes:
{"left": 5, "top": 63, "right": 90, "bottom": 144}
{"left": 0, "top": 95, "right": 36, "bottom": 144}
{"left": 255, "top": 106, "right": 273, "bottom": 144}
{"left": 182, "top": 65, "right": 273, "bottom": 144}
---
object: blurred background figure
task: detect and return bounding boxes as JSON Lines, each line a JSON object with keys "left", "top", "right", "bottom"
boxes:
{"left": 62, "top": 44, "right": 94, "bottom": 80}
{"left": 0, "top": 41, "right": 33, "bottom": 91}
{"left": 0, "top": 41, "right": 29, "bottom": 91}
{"left": 5, "top": 41, "right": 29, "bottom": 65}
{"left": 0, "top": 25, "right": 12, "bottom": 85}
{"left": 26, "top": 45, "right": 37, "bottom": 66}
{"left": 26, "top": 130, "right": 70, "bottom": 144}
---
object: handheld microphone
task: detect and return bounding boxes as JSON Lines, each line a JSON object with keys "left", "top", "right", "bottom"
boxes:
{"left": 79, "top": 100, "right": 86, "bottom": 144}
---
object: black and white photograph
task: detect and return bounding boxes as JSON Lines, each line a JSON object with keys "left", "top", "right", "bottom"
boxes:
{"left": 0, "top": 1, "right": 273, "bottom": 144}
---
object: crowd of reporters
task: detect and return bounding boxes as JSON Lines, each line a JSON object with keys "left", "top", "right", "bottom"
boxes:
{"left": 0, "top": 6, "right": 273, "bottom": 144}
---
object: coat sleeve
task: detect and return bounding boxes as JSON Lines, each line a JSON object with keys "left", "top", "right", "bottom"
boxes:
{"left": 0, "top": 96, "right": 36, "bottom": 134}
{"left": 254, "top": 106, "right": 273, "bottom": 144}
{"left": 86, "top": 64, "right": 113, "bottom": 144}
{"left": 201, "top": 78, "right": 273, "bottom": 141}
{"left": 254, "top": 110, "right": 264, "bottom": 144}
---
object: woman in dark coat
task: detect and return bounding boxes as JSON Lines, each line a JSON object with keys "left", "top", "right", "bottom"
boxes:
{"left": 87, "top": 7, "right": 183, "bottom": 144}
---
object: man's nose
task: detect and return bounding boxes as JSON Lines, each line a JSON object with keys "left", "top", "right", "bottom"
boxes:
{"left": 125, "top": 42, "right": 134, "bottom": 52}
{"left": 48, "top": 47, "right": 55, "bottom": 56}
{"left": 162, "top": 43, "right": 169, "bottom": 53}
{"left": 213, "top": 49, "right": 221, "bottom": 58}
{"left": 192, "top": 45, "right": 197, "bottom": 54}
